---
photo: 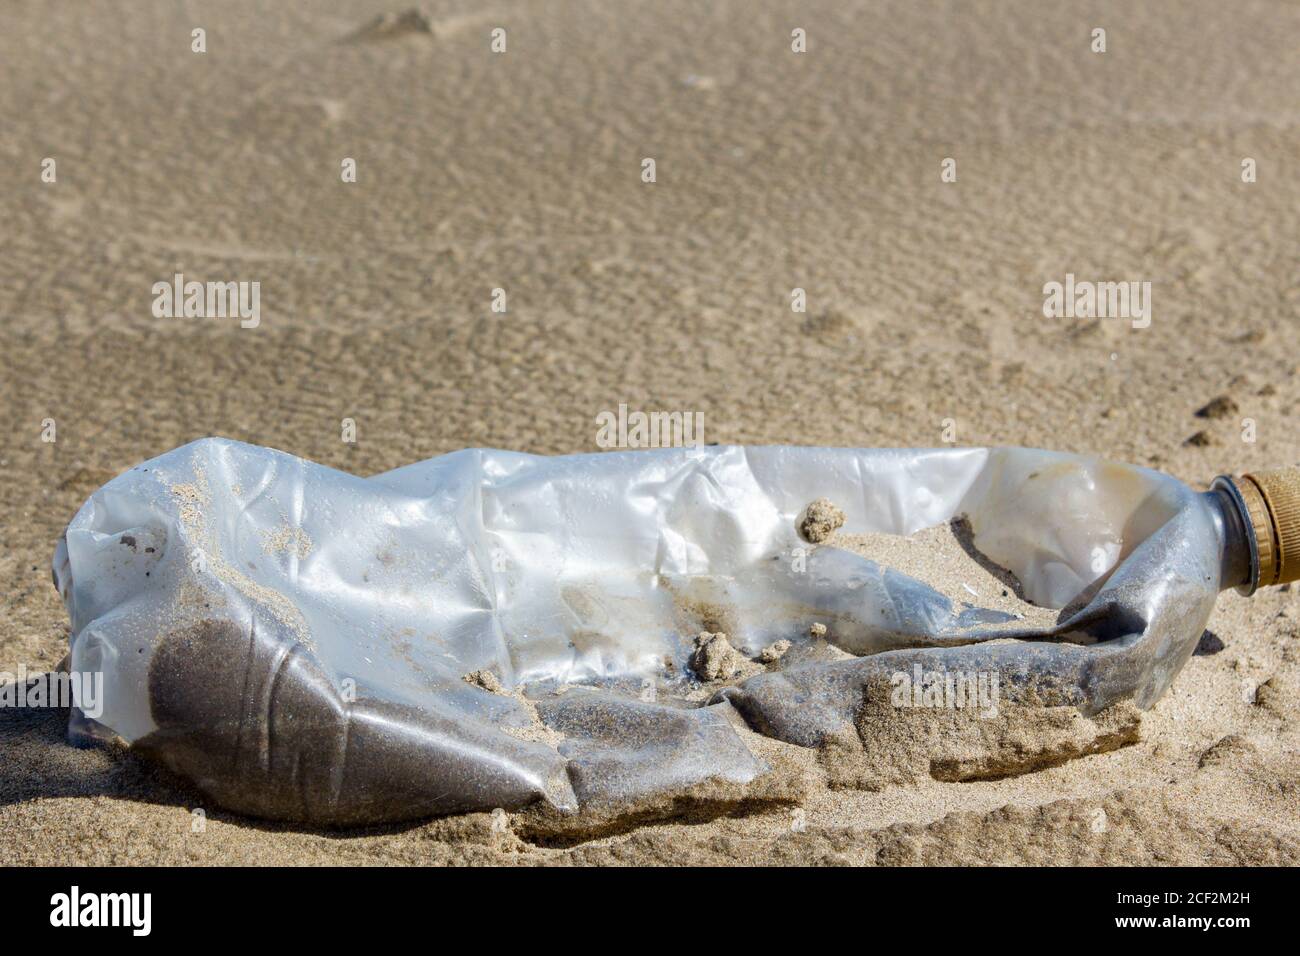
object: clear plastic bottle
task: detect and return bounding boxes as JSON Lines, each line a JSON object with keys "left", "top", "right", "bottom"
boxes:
{"left": 52, "top": 439, "right": 1300, "bottom": 824}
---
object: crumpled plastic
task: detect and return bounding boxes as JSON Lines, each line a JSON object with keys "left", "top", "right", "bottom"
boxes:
{"left": 54, "top": 438, "right": 1223, "bottom": 824}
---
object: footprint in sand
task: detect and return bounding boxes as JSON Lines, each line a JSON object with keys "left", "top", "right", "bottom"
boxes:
{"left": 342, "top": 8, "right": 435, "bottom": 43}
{"left": 342, "top": 7, "right": 502, "bottom": 44}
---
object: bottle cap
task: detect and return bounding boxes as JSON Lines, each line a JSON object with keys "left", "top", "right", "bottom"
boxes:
{"left": 1231, "top": 467, "right": 1300, "bottom": 588}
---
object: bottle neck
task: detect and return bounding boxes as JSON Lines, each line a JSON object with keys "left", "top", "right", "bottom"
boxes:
{"left": 1206, "top": 480, "right": 1258, "bottom": 594}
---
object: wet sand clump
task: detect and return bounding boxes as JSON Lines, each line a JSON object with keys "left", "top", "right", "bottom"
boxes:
{"left": 689, "top": 631, "right": 747, "bottom": 681}
{"left": 797, "top": 498, "right": 846, "bottom": 544}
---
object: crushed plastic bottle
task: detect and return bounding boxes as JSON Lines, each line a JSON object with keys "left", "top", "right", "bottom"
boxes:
{"left": 52, "top": 438, "right": 1299, "bottom": 824}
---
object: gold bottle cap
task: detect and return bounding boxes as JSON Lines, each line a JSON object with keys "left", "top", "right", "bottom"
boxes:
{"left": 1236, "top": 467, "right": 1300, "bottom": 587}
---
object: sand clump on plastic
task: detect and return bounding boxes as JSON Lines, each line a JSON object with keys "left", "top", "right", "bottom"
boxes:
{"left": 2, "top": 0, "right": 1299, "bottom": 864}
{"left": 690, "top": 631, "right": 759, "bottom": 682}
{"left": 798, "top": 497, "right": 846, "bottom": 544}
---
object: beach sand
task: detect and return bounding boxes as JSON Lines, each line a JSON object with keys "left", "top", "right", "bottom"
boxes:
{"left": 1, "top": 0, "right": 1298, "bottom": 864}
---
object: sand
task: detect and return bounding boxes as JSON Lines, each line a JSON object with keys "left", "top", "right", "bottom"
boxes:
{"left": 833, "top": 517, "right": 1061, "bottom": 627}
{"left": 798, "top": 498, "right": 846, "bottom": 544}
{"left": 2, "top": 0, "right": 1298, "bottom": 864}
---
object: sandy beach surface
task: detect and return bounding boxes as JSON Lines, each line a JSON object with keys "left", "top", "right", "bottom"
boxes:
{"left": 1, "top": 0, "right": 1298, "bottom": 865}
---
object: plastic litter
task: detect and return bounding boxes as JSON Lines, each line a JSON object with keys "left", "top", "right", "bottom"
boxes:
{"left": 53, "top": 438, "right": 1246, "bottom": 824}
